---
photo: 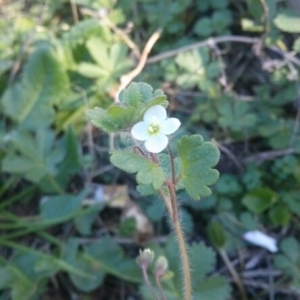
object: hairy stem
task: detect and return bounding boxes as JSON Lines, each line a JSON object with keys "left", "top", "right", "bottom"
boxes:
{"left": 163, "top": 181, "right": 192, "bottom": 300}
{"left": 141, "top": 266, "right": 160, "bottom": 300}
{"left": 167, "top": 145, "right": 176, "bottom": 184}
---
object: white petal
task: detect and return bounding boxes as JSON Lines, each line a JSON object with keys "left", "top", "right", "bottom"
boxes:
{"left": 144, "top": 133, "right": 168, "bottom": 153}
{"left": 160, "top": 118, "right": 181, "bottom": 135}
{"left": 243, "top": 230, "right": 278, "bottom": 253}
{"left": 144, "top": 105, "right": 167, "bottom": 124}
{"left": 131, "top": 121, "right": 150, "bottom": 141}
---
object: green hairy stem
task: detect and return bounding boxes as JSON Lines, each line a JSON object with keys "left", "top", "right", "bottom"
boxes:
{"left": 161, "top": 181, "right": 192, "bottom": 300}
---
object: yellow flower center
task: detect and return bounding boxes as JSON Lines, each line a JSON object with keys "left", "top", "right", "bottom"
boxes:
{"left": 148, "top": 116, "right": 160, "bottom": 135}
{"left": 148, "top": 124, "right": 160, "bottom": 134}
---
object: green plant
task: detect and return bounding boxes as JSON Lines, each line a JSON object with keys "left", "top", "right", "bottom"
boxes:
{"left": 86, "top": 82, "right": 221, "bottom": 300}
{"left": 1, "top": 0, "right": 300, "bottom": 298}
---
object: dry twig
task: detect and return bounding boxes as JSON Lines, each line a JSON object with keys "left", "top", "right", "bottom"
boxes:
{"left": 259, "top": 0, "right": 270, "bottom": 44}
{"left": 69, "top": 0, "right": 79, "bottom": 24}
{"left": 114, "top": 28, "right": 162, "bottom": 102}
{"left": 212, "top": 138, "right": 244, "bottom": 172}
{"left": 245, "top": 148, "right": 295, "bottom": 163}
{"left": 147, "top": 36, "right": 259, "bottom": 64}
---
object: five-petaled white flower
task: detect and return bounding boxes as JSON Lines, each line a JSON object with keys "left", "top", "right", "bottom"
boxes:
{"left": 131, "top": 105, "right": 181, "bottom": 153}
{"left": 243, "top": 230, "right": 278, "bottom": 253}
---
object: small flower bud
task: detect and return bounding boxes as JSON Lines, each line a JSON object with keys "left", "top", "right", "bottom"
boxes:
{"left": 136, "top": 248, "right": 154, "bottom": 269}
{"left": 155, "top": 256, "right": 168, "bottom": 278}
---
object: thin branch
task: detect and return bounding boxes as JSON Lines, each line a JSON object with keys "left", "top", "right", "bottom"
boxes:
{"left": 241, "top": 280, "right": 292, "bottom": 295}
{"left": 211, "top": 138, "right": 244, "bottom": 172}
{"left": 207, "top": 38, "right": 228, "bottom": 89}
{"left": 69, "top": 0, "right": 79, "bottom": 24}
{"left": 269, "top": 46, "right": 300, "bottom": 68}
{"left": 146, "top": 35, "right": 300, "bottom": 73}
{"left": 147, "top": 36, "right": 259, "bottom": 64}
{"left": 244, "top": 148, "right": 295, "bottom": 163}
{"left": 259, "top": 0, "right": 270, "bottom": 43}
{"left": 219, "top": 249, "right": 248, "bottom": 300}
{"left": 114, "top": 28, "right": 162, "bottom": 102}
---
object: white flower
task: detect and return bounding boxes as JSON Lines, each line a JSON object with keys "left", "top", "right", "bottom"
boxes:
{"left": 243, "top": 230, "right": 278, "bottom": 253}
{"left": 131, "top": 105, "right": 181, "bottom": 153}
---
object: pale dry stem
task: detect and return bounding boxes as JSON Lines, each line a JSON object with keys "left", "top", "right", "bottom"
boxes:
{"left": 219, "top": 249, "right": 248, "bottom": 300}
{"left": 114, "top": 28, "right": 162, "bottom": 102}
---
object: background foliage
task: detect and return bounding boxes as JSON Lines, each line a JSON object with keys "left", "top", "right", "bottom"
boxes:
{"left": 1, "top": 0, "right": 300, "bottom": 299}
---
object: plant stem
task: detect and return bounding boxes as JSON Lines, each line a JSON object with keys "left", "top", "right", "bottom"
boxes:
{"left": 134, "top": 146, "right": 147, "bottom": 158}
{"left": 219, "top": 249, "right": 248, "bottom": 300}
{"left": 164, "top": 181, "right": 192, "bottom": 300}
{"left": 48, "top": 175, "right": 64, "bottom": 195}
{"left": 150, "top": 152, "right": 159, "bottom": 164}
{"left": 141, "top": 266, "right": 160, "bottom": 300}
{"left": 154, "top": 151, "right": 192, "bottom": 299}
{"left": 0, "top": 185, "right": 37, "bottom": 210}
{"left": 167, "top": 145, "right": 176, "bottom": 184}
{"left": 155, "top": 274, "right": 168, "bottom": 300}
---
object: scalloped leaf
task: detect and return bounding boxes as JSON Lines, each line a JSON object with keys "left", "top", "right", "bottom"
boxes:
{"left": 107, "top": 104, "right": 136, "bottom": 130}
{"left": 119, "top": 82, "right": 153, "bottom": 106}
{"left": 110, "top": 150, "right": 165, "bottom": 189}
{"left": 177, "top": 135, "right": 220, "bottom": 200}
{"left": 86, "top": 82, "right": 168, "bottom": 132}
{"left": 119, "top": 82, "right": 143, "bottom": 107}
{"left": 119, "top": 82, "right": 167, "bottom": 108}
{"left": 85, "top": 107, "right": 118, "bottom": 133}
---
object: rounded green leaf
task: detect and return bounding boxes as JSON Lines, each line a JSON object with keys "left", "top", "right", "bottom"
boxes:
{"left": 194, "top": 18, "right": 213, "bottom": 37}
{"left": 207, "top": 221, "right": 227, "bottom": 249}
{"left": 242, "top": 188, "right": 278, "bottom": 214}
{"left": 269, "top": 204, "right": 291, "bottom": 226}
{"left": 85, "top": 107, "right": 118, "bottom": 133}
{"left": 107, "top": 105, "right": 135, "bottom": 130}
{"left": 274, "top": 9, "right": 300, "bottom": 33}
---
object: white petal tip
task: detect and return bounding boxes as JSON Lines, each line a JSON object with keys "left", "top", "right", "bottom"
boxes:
{"left": 144, "top": 134, "right": 168, "bottom": 153}
{"left": 243, "top": 230, "right": 278, "bottom": 253}
{"left": 160, "top": 118, "right": 181, "bottom": 135}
